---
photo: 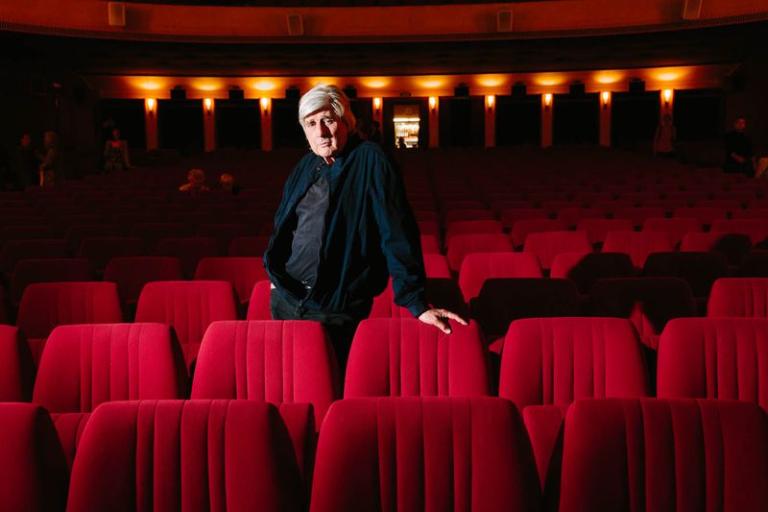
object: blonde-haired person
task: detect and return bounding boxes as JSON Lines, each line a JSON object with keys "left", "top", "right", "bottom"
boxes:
{"left": 179, "top": 168, "right": 209, "bottom": 195}
{"left": 38, "top": 131, "right": 60, "bottom": 187}
{"left": 264, "top": 84, "right": 465, "bottom": 368}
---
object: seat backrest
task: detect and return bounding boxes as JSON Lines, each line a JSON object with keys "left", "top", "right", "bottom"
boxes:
{"left": 559, "top": 398, "right": 768, "bottom": 512}
{"left": 154, "top": 237, "right": 220, "bottom": 277}
{"left": 33, "top": 323, "right": 186, "bottom": 413}
{"left": 446, "top": 219, "right": 504, "bottom": 241}
{"left": 228, "top": 235, "right": 271, "bottom": 256}
{"left": 194, "top": 256, "right": 268, "bottom": 304}
{"left": 246, "top": 280, "right": 274, "bottom": 320}
{"left": 66, "top": 400, "right": 304, "bottom": 512}
{"left": 711, "top": 218, "right": 768, "bottom": 244}
{"left": 642, "top": 251, "right": 728, "bottom": 297}
{"left": 446, "top": 233, "right": 513, "bottom": 272}
{"left": 550, "top": 252, "right": 636, "bottom": 294}
{"left": 708, "top": 277, "right": 768, "bottom": 317}
{"left": 511, "top": 219, "right": 567, "bottom": 247}
{"left": 191, "top": 320, "right": 339, "bottom": 425}
{"left": 10, "top": 258, "right": 93, "bottom": 305}
{"left": 0, "top": 239, "right": 68, "bottom": 275}
{"left": 0, "top": 325, "right": 34, "bottom": 401}
{"left": 135, "top": 281, "right": 237, "bottom": 364}
{"left": 643, "top": 217, "right": 702, "bottom": 244}
{"left": 576, "top": 218, "right": 634, "bottom": 244}
{"left": 310, "top": 397, "right": 541, "bottom": 512}
{"left": 523, "top": 231, "right": 592, "bottom": 270}
{"left": 345, "top": 318, "right": 488, "bottom": 398}
{"left": 458, "top": 252, "right": 542, "bottom": 301}
{"left": 658, "top": 318, "right": 768, "bottom": 410}
{"left": 603, "top": 231, "right": 676, "bottom": 268}
{"left": 0, "top": 403, "right": 68, "bottom": 512}
{"left": 103, "top": 256, "right": 184, "bottom": 306}
{"left": 77, "top": 236, "right": 144, "bottom": 271}
{"left": 17, "top": 282, "right": 123, "bottom": 340}
{"left": 738, "top": 250, "right": 768, "bottom": 277}
{"left": 499, "top": 317, "right": 649, "bottom": 409}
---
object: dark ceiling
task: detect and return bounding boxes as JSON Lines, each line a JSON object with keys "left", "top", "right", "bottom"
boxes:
{"left": 122, "top": 0, "right": 543, "bottom": 5}
{"left": 1, "top": 21, "right": 764, "bottom": 78}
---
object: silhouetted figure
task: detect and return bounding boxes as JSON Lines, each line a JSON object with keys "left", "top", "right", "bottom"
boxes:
{"left": 179, "top": 168, "right": 210, "bottom": 196}
{"left": 724, "top": 117, "right": 753, "bottom": 175}
{"left": 653, "top": 114, "right": 676, "bottom": 157}
{"left": 103, "top": 128, "right": 130, "bottom": 172}
{"left": 218, "top": 173, "right": 240, "bottom": 195}
{"left": 38, "top": 131, "right": 60, "bottom": 187}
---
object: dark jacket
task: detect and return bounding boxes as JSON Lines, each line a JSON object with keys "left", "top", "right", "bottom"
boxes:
{"left": 264, "top": 137, "right": 427, "bottom": 318}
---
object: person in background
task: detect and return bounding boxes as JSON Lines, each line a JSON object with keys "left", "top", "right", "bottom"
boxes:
{"left": 724, "top": 117, "right": 753, "bottom": 175}
{"left": 264, "top": 84, "right": 465, "bottom": 368}
{"left": 653, "top": 114, "right": 676, "bottom": 157}
{"left": 179, "top": 168, "right": 210, "bottom": 195}
{"left": 218, "top": 173, "right": 241, "bottom": 195}
{"left": 38, "top": 130, "right": 60, "bottom": 187}
{"left": 103, "top": 128, "right": 130, "bottom": 172}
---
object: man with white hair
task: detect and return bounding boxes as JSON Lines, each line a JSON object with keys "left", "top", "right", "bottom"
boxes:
{"left": 264, "top": 84, "right": 465, "bottom": 364}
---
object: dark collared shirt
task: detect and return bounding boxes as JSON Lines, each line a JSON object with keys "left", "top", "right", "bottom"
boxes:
{"left": 264, "top": 135, "right": 427, "bottom": 318}
{"left": 285, "top": 168, "right": 329, "bottom": 288}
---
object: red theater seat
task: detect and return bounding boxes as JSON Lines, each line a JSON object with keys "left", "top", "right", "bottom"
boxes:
{"left": 0, "top": 403, "right": 68, "bottom": 512}
{"left": 550, "top": 252, "right": 635, "bottom": 293}
{"left": 310, "top": 397, "right": 540, "bottom": 512}
{"left": 130, "top": 222, "right": 195, "bottom": 251}
{"left": 658, "top": 318, "right": 768, "bottom": 411}
{"left": 155, "top": 237, "right": 220, "bottom": 278}
{"left": 77, "top": 236, "right": 144, "bottom": 272}
{"left": 420, "top": 234, "right": 441, "bottom": 254}
{"left": 344, "top": 318, "right": 488, "bottom": 398}
{"left": 511, "top": 219, "right": 566, "bottom": 247}
{"left": 246, "top": 280, "right": 273, "bottom": 320}
{"left": 135, "top": 281, "right": 238, "bottom": 366}
{"left": 228, "top": 235, "right": 271, "bottom": 256}
{"left": 16, "top": 282, "right": 123, "bottom": 363}
{"left": 680, "top": 232, "right": 752, "bottom": 265}
{"left": 9, "top": 258, "right": 92, "bottom": 306}
{"left": 0, "top": 325, "right": 34, "bottom": 401}
{"left": 0, "top": 239, "right": 68, "bottom": 277}
{"left": 103, "top": 256, "right": 184, "bottom": 308}
{"left": 446, "top": 219, "right": 504, "bottom": 241}
{"left": 446, "top": 233, "right": 513, "bottom": 272}
{"left": 523, "top": 230, "right": 591, "bottom": 270}
{"left": 642, "top": 251, "right": 728, "bottom": 298}
{"left": 711, "top": 218, "right": 768, "bottom": 245}
{"left": 576, "top": 218, "right": 634, "bottom": 245}
{"left": 559, "top": 398, "right": 768, "bottom": 512}
{"left": 602, "top": 230, "right": 676, "bottom": 268}
{"left": 708, "top": 277, "right": 768, "bottom": 317}
{"left": 643, "top": 216, "right": 702, "bottom": 245}
{"left": 458, "top": 252, "right": 542, "bottom": 302}
{"left": 191, "top": 320, "right": 338, "bottom": 427}
{"left": 194, "top": 256, "right": 268, "bottom": 305}
{"left": 66, "top": 400, "right": 304, "bottom": 512}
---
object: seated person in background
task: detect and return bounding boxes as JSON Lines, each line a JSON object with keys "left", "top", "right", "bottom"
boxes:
{"left": 103, "top": 128, "right": 131, "bottom": 172}
{"left": 218, "top": 172, "right": 241, "bottom": 195}
{"left": 724, "top": 117, "right": 754, "bottom": 175}
{"left": 38, "top": 130, "right": 60, "bottom": 188}
{"left": 179, "top": 168, "right": 210, "bottom": 195}
{"left": 653, "top": 114, "right": 676, "bottom": 157}
{"left": 755, "top": 155, "right": 768, "bottom": 180}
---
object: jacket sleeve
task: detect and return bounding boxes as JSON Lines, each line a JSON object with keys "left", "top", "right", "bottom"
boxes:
{"left": 369, "top": 151, "right": 428, "bottom": 317}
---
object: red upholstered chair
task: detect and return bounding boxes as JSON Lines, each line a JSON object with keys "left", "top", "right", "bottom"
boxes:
{"left": 738, "top": 251, "right": 768, "bottom": 277}
{"left": 588, "top": 277, "right": 696, "bottom": 350}
{"left": 0, "top": 403, "right": 68, "bottom": 512}
{"left": 510, "top": 219, "right": 567, "bottom": 247}
{"left": 16, "top": 282, "right": 123, "bottom": 363}
{"left": 642, "top": 251, "right": 728, "bottom": 301}
{"left": 9, "top": 258, "right": 92, "bottom": 306}
{"left": 154, "top": 237, "right": 220, "bottom": 278}
{"left": 446, "top": 233, "right": 513, "bottom": 272}
{"left": 550, "top": 252, "right": 635, "bottom": 294}
{"left": 194, "top": 256, "right": 268, "bottom": 305}
{"left": 708, "top": 277, "right": 768, "bottom": 317}
{"left": 0, "top": 239, "right": 68, "bottom": 277}
{"left": 444, "top": 208, "right": 495, "bottom": 223}
{"left": 500, "top": 208, "right": 549, "bottom": 229}
{"left": 135, "top": 281, "right": 238, "bottom": 366}
{"left": 228, "top": 235, "right": 271, "bottom": 256}
{"left": 576, "top": 218, "right": 634, "bottom": 245}
{"left": 602, "top": 230, "right": 676, "bottom": 269}
{"left": 0, "top": 325, "right": 34, "bottom": 402}
{"left": 499, "top": 317, "right": 649, "bottom": 487}
{"left": 673, "top": 206, "right": 728, "bottom": 226}
{"left": 66, "top": 400, "right": 305, "bottom": 512}
{"left": 420, "top": 234, "right": 441, "bottom": 254}
{"left": 197, "top": 222, "right": 250, "bottom": 254}
{"left": 642, "top": 216, "right": 702, "bottom": 245}
{"left": 65, "top": 224, "right": 121, "bottom": 254}
{"left": 446, "top": 219, "right": 504, "bottom": 241}
{"left": 103, "top": 256, "right": 184, "bottom": 309}
{"left": 77, "top": 236, "right": 144, "bottom": 272}
{"left": 657, "top": 318, "right": 768, "bottom": 411}
{"left": 129, "top": 222, "right": 195, "bottom": 251}
{"left": 246, "top": 280, "right": 273, "bottom": 320}
{"left": 680, "top": 232, "right": 752, "bottom": 265}
{"left": 559, "top": 398, "right": 768, "bottom": 512}
{"left": 344, "top": 318, "right": 488, "bottom": 398}
{"left": 458, "top": 252, "right": 542, "bottom": 302}
{"left": 523, "top": 231, "right": 591, "bottom": 270}
{"left": 32, "top": 323, "right": 186, "bottom": 467}
{"left": 711, "top": 218, "right": 768, "bottom": 244}
{"left": 192, "top": 320, "right": 339, "bottom": 427}
{"left": 310, "top": 397, "right": 541, "bottom": 512}
{"left": 613, "top": 206, "right": 667, "bottom": 227}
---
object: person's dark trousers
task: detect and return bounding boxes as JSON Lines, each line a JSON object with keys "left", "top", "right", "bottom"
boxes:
{"left": 270, "top": 287, "right": 371, "bottom": 374}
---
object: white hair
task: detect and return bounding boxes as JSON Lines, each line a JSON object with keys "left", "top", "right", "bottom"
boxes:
{"left": 298, "top": 84, "right": 356, "bottom": 131}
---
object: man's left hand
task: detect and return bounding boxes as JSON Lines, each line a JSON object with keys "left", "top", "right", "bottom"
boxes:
{"left": 418, "top": 308, "right": 468, "bottom": 334}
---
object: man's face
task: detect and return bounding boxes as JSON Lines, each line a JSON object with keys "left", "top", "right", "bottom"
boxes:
{"left": 735, "top": 118, "right": 746, "bottom": 131}
{"left": 302, "top": 109, "right": 348, "bottom": 161}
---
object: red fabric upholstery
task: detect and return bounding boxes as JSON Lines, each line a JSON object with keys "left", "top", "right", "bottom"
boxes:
{"left": 500, "top": 208, "right": 549, "bottom": 229}
{"left": 0, "top": 239, "right": 68, "bottom": 276}
{"left": 523, "top": 231, "right": 591, "bottom": 270}
{"left": 711, "top": 218, "right": 768, "bottom": 244}
{"left": 511, "top": 219, "right": 567, "bottom": 247}
{"left": 228, "top": 235, "right": 271, "bottom": 256}
{"left": 420, "top": 234, "right": 441, "bottom": 254}
{"left": 422, "top": 253, "right": 451, "bottom": 278}
{"left": 155, "top": 237, "right": 220, "bottom": 277}
{"left": 576, "top": 218, "right": 634, "bottom": 245}
{"left": 50, "top": 411, "right": 90, "bottom": 469}
{"left": 708, "top": 278, "right": 768, "bottom": 317}
{"left": 658, "top": 318, "right": 768, "bottom": 411}
{"left": 643, "top": 251, "right": 728, "bottom": 298}
{"left": 191, "top": 320, "right": 339, "bottom": 426}
{"left": 550, "top": 251, "right": 635, "bottom": 293}
{"left": 643, "top": 217, "right": 702, "bottom": 244}
{"left": 613, "top": 206, "right": 667, "bottom": 227}
{"left": 129, "top": 222, "right": 195, "bottom": 250}
{"left": 559, "top": 398, "right": 768, "bottom": 512}
{"left": 0, "top": 403, "right": 68, "bottom": 512}
{"left": 603, "top": 230, "right": 676, "bottom": 268}
{"left": 104, "top": 256, "right": 184, "bottom": 306}
{"left": 194, "top": 256, "right": 268, "bottom": 305}
{"left": 344, "top": 318, "right": 488, "bottom": 398}
{"left": 16, "top": 282, "right": 123, "bottom": 362}
{"left": 9, "top": 258, "right": 92, "bottom": 305}
{"left": 66, "top": 400, "right": 304, "bottom": 512}
{"left": 246, "top": 280, "right": 274, "bottom": 320}
{"left": 135, "top": 281, "right": 238, "bottom": 365}
{"left": 673, "top": 207, "right": 728, "bottom": 226}
{"left": 458, "top": 252, "right": 542, "bottom": 301}
{"left": 0, "top": 325, "right": 34, "bottom": 401}
{"left": 310, "top": 397, "right": 541, "bottom": 512}
{"left": 77, "top": 236, "right": 144, "bottom": 272}
{"left": 33, "top": 323, "right": 186, "bottom": 413}
{"left": 446, "top": 233, "right": 513, "bottom": 272}
{"left": 446, "top": 220, "right": 504, "bottom": 241}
